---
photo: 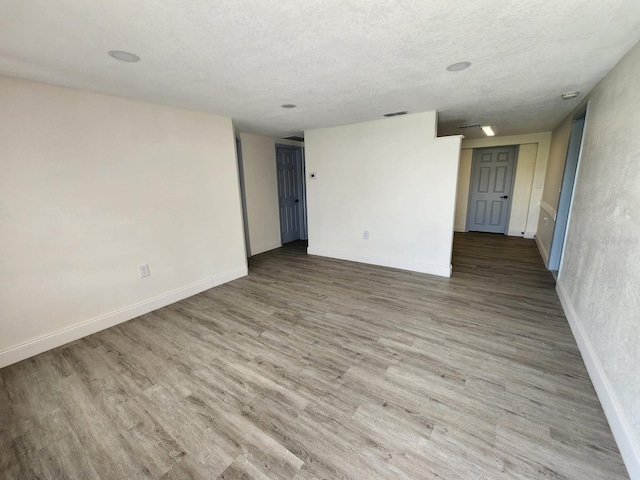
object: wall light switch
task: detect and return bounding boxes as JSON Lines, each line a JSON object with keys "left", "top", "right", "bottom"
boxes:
{"left": 139, "top": 264, "right": 150, "bottom": 278}
{"left": 363, "top": 230, "right": 369, "bottom": 240}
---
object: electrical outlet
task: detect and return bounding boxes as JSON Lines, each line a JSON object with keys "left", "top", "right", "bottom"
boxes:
{"left": 363, "top": 230, "right": 369, "bottom": 240}
{"left": 139, "top": 264, "right": 150, "bottom": 278}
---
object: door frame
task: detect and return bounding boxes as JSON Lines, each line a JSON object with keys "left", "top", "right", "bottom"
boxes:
{"left": 465, "top": 145, "right": 519, "bottom": 234}
{"left": 550, "top": 103, "right": 589, "bottom": 275}
{"left": 275, "top": 144, "right": 307, "bottom": 243}
{"left": 235, "top": 135, "right": 251, "bottom": 257}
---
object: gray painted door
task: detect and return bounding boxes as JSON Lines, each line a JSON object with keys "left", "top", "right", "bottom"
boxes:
{"left": 467, "top": 146, "right": 516, "bottom": 234}
{"left": 276, "top": 146, "right": 301, "bottom": 244}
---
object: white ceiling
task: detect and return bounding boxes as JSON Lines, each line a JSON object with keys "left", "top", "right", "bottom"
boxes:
{"left": 2, "top": 1, "right": 639, "bottom": 139}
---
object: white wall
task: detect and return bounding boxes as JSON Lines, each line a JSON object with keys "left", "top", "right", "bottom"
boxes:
{"left": 238, "top": 133, "right": 303, "bottom": 256}
{"left": 547, "top": 42, "right": 640, "bottom": 478}
{"left": 455, "top": 133, "right": 551, "bottom": 238}
{"left": 0, "top": 75, "right": 247, "bottom": 367}
{"left": 305, "top": 111, "right": 462, "bottom": 277}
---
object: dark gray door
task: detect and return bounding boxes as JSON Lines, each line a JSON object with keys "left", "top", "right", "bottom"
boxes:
{"left": 276, "top": 146, "right": 302, "bottom": 244}
{"left": 467, "top": 146, "right": 517, "bottom": 234}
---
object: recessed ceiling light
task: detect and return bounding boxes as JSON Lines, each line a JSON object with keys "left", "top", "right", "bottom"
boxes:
{"left": 481, "top": 125, "right": 496, "bottom": 136}
{"left": 446, "top": 61, "right": 471, "bottom": 72}
{"left": 561, "top": 91, "right": 580, "bottom": 100}
{"left": 108, "top": 50, "right": 140, "bottom": 63}
{"left": 281, "top": 104, "right": 297, "bottom": 109}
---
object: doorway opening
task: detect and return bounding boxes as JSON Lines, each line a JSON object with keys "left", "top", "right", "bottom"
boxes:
{"left": 466, "top": 146, "right": 518, "bottom": 234}
{"left": 548, "top": 105, "right": 588, "bottom": 274}
{"left": 275, "top": 144, "right": 307, "bottom": 245}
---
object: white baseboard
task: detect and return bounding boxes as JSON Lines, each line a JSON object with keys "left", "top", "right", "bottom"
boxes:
{"left": 0, "top": 266, "right": 248, "bottom": 369}
{"left": 540, "top": 200, "right": 558, "bottom": 221}
{"left": 454, "top": 226, "right": 466, "bottom": 233}
{"left": 307, "top": 247, "right": 451, "bottom": 277}
{"left": 506, "top": 230, "right": 535, "bottom": 239}
{"left": 250, "top": 241, "right": 282, "bottom": 256}
{"left": 556, "top": 280, "right": 639, "bottom": 479}
{"left": 535, "top": 234, "right": 550, "bottom": 267}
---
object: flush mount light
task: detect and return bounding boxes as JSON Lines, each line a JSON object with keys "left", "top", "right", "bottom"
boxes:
{"left": 108, "top": 50, "right": 140, "bottom": 62}
{"left": 561, "top": 91, "right": 580, "bottom": 100}
{"left": 446, "top": 61, "right": 471, "bottom": 72}
{"left": 481, "top": 125, "right": 496, "bottom": 136}
{"left": 281, "top": 104, "right": 297, "bottom": 109}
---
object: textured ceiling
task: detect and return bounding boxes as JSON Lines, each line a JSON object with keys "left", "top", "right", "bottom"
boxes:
{"left": 1, "top": 1, "right": 640, "bottom": 139}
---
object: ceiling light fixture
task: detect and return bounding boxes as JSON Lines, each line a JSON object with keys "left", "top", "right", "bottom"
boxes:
{"left": 561, "top": 91, "right": 580, "bottom": 100}
{"left": 446, "top": 61, "right": 471, "bottom": 72}
{"left": 108, "top": 50, "right": 141, "bottom": 63}
{"left": 281, "top": 104, "right": 297, "bottom": 109}
{"left": 481, "top": 125, "right": 496, "bottom": 136}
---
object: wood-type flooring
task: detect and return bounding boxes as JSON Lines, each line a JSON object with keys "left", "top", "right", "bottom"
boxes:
{"left": 0, "top": 233, "right": 629, "bottom": 479}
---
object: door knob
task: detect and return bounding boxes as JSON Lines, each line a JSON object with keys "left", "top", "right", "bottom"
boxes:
{"left": 295, "top": 199, "right": 299, "bottom": 203}
{"left": 500, "top": 195, "right": 509, "bottom": 199}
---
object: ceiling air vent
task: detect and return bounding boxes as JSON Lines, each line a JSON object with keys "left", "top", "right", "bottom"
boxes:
{"left": 284, "top": 136, "right": 304, "bottom": 142}
{"left": 383, "top": 111, "right": 408, "bottom": 117}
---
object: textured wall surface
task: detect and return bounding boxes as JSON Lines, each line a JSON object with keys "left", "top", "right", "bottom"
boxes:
{"left": 0, "top": 75, "right": 247, "bottom": 356}
{"left": 2, "top": 1, "right": 640, "bottom": 138}
{"left": 557, "top": 42, "right": 640, "bottom": 467}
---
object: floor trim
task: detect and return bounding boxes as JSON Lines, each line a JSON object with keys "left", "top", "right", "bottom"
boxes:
{"left": 0, "top": 266, "right": 248, "bottom": 369}
{"left": 557, "top": 279, "right": 639, "bottom": 479}
{"left": 250, "top": 241, "right": 282, "bottom": 256}
{"left": 308, "top": 247, "right": 451, "bottom": 277}
{"left": 535, "top": 234, "right": 550, "bottom": 267}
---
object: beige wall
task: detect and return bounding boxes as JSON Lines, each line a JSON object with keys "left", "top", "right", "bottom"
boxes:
{"left": 0, "top": 75, "right": 247, "bottom": 366}
{"left": 454, "top": 149, "right": 474, "bottom": 232}
{"left": 535, "top": 115, "right": 574, "bottom": 265}
{"left": 305, "top": 112, "right": 462, "bottom": 277}
{"left": 546, "top": 42, "right": 640, "bottom": 476}
{"left": 535, "top": 201, "right": 556, "bottom": 265}
{"left": 238, "top": 133, "right": 303, "bottom": 256}
{"left": 455, "top": 133, "right": 551, "bottom": 238}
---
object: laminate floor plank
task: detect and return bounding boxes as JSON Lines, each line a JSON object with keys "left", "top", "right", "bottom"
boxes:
{"left": 0, "top": 233, "right": 629, "bottom": 479}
